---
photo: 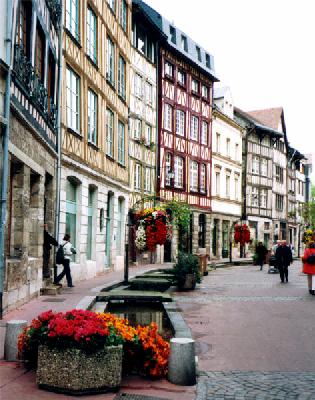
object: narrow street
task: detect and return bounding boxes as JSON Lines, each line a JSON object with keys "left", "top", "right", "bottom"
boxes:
{"left": 173, "top": 261, "right": 315, "bottom": 399}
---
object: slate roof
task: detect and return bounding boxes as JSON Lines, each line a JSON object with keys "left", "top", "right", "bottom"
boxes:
{"left": 213, "top": 86, "right": 229, "bottom": 99}
{"left": 246, "top": 107, "right": 283, "bottom": 131}
{"left": 133, "top": 0, "right": 219, "bottom": 81}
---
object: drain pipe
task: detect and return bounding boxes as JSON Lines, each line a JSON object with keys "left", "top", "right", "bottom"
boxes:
{"left": 53, "top": 7, "right": 63, "bottom": 282}
{"left": 0, "top": 0, "right": 13, "bottom": 318}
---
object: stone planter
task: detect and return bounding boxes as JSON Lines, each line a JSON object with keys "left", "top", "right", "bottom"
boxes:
{"left": 178, "top": 274, "right": 196, "bottom": 290}
{"left": 36, "top": 344, "right": 122, "bottom": 395}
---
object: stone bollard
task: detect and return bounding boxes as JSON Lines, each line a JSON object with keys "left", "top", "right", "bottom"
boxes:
{"left": 4, "top": 320, "right": 28, "bottom": 361}
{"left": 168, "top": 337, "right": 196, "bottom": 385}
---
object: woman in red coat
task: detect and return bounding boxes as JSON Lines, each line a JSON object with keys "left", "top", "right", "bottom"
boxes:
{"left": 302, "top": 239, "right": 315, "bottom": 295}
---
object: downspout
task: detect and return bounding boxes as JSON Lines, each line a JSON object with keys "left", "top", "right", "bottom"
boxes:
{"left": 0, "top": 0, "right": 13, "bottom": 318}
{"left": 54, "top": 6, "right": 63, "bottom": 282}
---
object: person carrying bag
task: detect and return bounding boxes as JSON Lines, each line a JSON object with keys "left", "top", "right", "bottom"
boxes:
{"left": 54, "top": 234, "right": 76, "bottom": 288}
{"left": 302, "top": 237, "right": 315, "bottom": 295}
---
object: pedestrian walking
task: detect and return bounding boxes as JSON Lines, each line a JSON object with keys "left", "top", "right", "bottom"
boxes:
{"left": 302, "top": 234, "right": 315, "bottom": 295}
{"left": 275, "top": 240, "right": 293, "bottom": 283}
{"left": 43, "top": 223, "right": 58, "bottom": 278}
{"left": 54, "top": 234, "right": 76, "bottom": 288}
{"left": 255, "top": 242, "right": 268, "bottom": 270}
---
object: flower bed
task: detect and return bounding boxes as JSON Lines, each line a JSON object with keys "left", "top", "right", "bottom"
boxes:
{"left": 18, "top": 309, "right": 170, "bottom": 388}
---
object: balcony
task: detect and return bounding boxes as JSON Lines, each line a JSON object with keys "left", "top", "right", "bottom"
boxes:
{"left": 46, "top": 0, "right": 62, "bottom": 30}
{"left": 13, "top": 45, "right": 57, "bottom": 131}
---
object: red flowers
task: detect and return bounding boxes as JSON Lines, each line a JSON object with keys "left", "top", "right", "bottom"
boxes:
{"left": 18, "top": 309, "right": 170, "bottom": 378}
{"left": 135, "top": 208, "right": 168, "bottom": 252}
{"left": 234, "top": 224, "right": 251, "bottom": 246}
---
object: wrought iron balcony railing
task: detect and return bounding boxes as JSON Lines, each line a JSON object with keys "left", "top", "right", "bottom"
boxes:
{"left": 13, "top": 44, "right": 57, "bottom": 130}
{"left": 46, "top": 0, "right": 62, "bottom": 30}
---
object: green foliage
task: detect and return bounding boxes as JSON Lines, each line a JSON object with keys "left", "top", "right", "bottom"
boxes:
{"left": 170, "top": 252, "right": 201, "bottom": 286}
{"left": 165, "top": 200, "right": 191, "bottom": 232}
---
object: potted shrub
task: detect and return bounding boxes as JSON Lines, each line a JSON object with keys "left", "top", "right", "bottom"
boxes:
{"left": 170, "top": 252, "right": 202, "bottom": 290}
{"left": 18, "top": 310, "right": 170, "bottom": 394}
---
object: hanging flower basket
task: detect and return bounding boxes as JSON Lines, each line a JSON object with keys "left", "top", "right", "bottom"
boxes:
{"left": 302, "top": 229, "right": 314, "bottom": 245}
{"left": 234, "top": 224, "right": 251, "bottom": 246}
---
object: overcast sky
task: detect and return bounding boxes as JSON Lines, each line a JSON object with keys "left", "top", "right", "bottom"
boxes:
{"left": 144, "top": 0, "right": 315, "bottom": 183}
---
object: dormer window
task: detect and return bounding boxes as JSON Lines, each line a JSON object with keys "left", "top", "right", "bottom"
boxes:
{"left": 165, "top": 61, "right": 173, "bottom": 78}
{"left": 170, "top": 26, "right": 176, "bottom": 44}
{"left": 205, "top": 53, "right": 211, "bottom": 68}
{"left": 196, "top": 46, "right": 201, "bottom": 62}
{"left": 181, "top": 35, "right": 187, "bottom": 51}
{"left": 191, "top": 78, "right": 199, "bottom": 94}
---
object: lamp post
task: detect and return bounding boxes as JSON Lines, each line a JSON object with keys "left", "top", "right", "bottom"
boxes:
{"left": 124, "top": 211, "right": 132, "bottom": 285}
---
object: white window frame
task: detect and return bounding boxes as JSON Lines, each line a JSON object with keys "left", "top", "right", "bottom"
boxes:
{"left": 134, "top": 118, "right": 141, "bottom": 139}
{"left": 164, "top": 103, "right": 173, "bottom": 131}
{"left": 144, "top": 167, "right": 151, "bottom": 192}
{"left": 86, "top": 7, "right": 97, "bottom": 63}
{"left": 66, "top": 66, "right": 80, "bottom": 132}
{"left": 251, "top": 187, "right": 259, "bottom": 207}
{"left": 165, "top": 153, "right": 172, "bottom": 186}
{"left": 191, "top": 78, "right": 199, "bottom": 93}
{"left": 107, "top": 0, "right": 115, "bottom": 12}
{"left": 174, "top": 156, "right": 184, "bottom": 189}
{"left": 87, "top": 89, "right": 97, "bottom": 144}
{"left": 118, "top": 55, "right": 126, "bottom": 99}
{"left": 177, "top": 70, "right": 185, "bottom": 85}
{"left": 134, "top": 73, "right": 142, "bottom": 98}
{"left": 106, "top": 108, "right": 114, "bottom": 157}
{"left": 66, "top": 0, "right": 79, "bottom": 40}
{"left": 201, "top": 121, "right": 208, "bottom": 145}
{"left": 119, "top": 0, "right": 127, "bottom": 31}
{"left": 261, "top": 158, "right": 268, "bottom": 176}
{"left": 134, "top": 163, "right": 141, "bottom": 191}
{"left": 165, "top": 61, "right": 173, "bottom": 77}
{"left": 235, "top": 143, "right": 239, "bottom": 161}
{"left": 190, "top": 160, "right": 198, "bottom": 191}
{"left": 216, "top": 132, "right": 220, "bottom": 153}
{"left": 190, "top": 115, "right": 199, "bottom": 140}
{"left": 201, "top": 84, "right": 209, "bottom": 99}
{"left": 145, "top": 124, "right": 151, "bottom": 144}
{"left": 235, "top": 176, "right": 239, "bottom": 200}
{"left": 118, "top": 120, "right": 125, "bottom": 165}
{"left": 260, "top": 188, "right": 267, "bottom": 208}
{"left": 200, "top": 164, "right": 206, "bottom": 193}
{"left": 226, "top": 138, "right": 230, "bottom": 157}
{"left": 106, "top": 36, "right": 115, "bottom": 84}
{"left": 146, "top": 82, "right": 153, "bottom": 105}
{"left": 176, "top": 109, "right": 185, "bottom": 136}
{"left": 215, "top": 172, "right": 220, "bottom": 196}
{"left": 226, "top": 174, "right": 230, "bottom": 198}
{"left": 252, "top": 156, "right": 260, "bottom": 174}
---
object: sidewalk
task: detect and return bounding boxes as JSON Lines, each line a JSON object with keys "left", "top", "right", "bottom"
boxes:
{"left": 0, "top": 263, "right": 196, "bottom": 400}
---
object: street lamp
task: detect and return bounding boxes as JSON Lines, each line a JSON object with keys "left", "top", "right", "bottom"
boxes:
{"left": 124, "top": 211, "right": 133, "bottom": 284}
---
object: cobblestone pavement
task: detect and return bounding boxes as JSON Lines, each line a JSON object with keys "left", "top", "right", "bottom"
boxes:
{"left": 172, "top": 261, "right": 315, "bottom": 399}
{"left": 196, "top": 371, "right": 315, "bottom": 400}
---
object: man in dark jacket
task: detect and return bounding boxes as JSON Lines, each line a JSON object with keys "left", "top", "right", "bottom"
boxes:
{"left": 43, "top": 224, "right": 58, "bottom": 278}
{"left": 255, "top": 242, "right": 268, "bottom": 270}
{"left": 275, "top": 240, "right": 293, "bottom": 283}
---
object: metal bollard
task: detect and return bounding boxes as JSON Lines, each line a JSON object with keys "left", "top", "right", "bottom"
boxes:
{"left": 4, "top": 320, "right": 28, "bottom": 361}
{"left": 168, "top": 337, "right": 196, "bottom": 385}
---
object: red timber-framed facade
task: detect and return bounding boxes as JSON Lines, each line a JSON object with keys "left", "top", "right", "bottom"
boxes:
{"left": 157, "top": 47, "right": 217, "bottom": 259}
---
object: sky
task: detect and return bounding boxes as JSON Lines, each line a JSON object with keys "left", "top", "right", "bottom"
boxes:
{"left": 144, "top": 0, "right": 315, "bottom": 183}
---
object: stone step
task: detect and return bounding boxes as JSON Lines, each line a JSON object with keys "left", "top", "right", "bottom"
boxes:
{"left": 96, "top": 290, "right": 173, "bottom": 302}
{"left": 40, "top": 285, "right": 62, "bottom": 296}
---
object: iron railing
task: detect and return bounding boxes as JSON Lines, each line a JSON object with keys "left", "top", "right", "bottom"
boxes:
{"left": 46, "top": 0, "right": 62, "bottom": 30}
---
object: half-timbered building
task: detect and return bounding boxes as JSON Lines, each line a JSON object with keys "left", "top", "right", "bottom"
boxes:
{"left": 211, "top": 87, "right": 244, "bottom": 259}
{"left": 60, "top": 0, "right": 131, "bottom": 280}
{"left": 2, "top": 0, "right": 61, "bottom": 312}
{"left": 135, "top": 0, "right": 218, "bottom": 260}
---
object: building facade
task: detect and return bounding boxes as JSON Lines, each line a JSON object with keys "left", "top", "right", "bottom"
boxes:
{"left": 2, "top": 0, "right": 61, "bottom": 312}
{"left": 59, "top": 0, "right": 131, "bottom": 281}
{"left": 211, "top": 87, "right": 243, "bottom": 259}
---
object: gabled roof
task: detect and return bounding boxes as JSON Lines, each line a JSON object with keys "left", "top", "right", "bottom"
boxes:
{"left": 246, "top": 107, "right": 283, "bottom": 132}
{"left": 132, "top": 0, "right": 219, "bottom": 81}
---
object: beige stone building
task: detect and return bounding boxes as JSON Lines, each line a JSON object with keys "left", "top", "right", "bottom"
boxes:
{"left": 59, "top": 0, "right": 131, "bottom": 281}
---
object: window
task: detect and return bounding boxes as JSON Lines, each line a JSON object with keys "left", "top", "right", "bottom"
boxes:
{"left": 16, "top": 1, "right": 31, "bottom": 57}
{"left": 264, "top": 222, "right": 270, "bottom": 230}
{"left": 191, "top": 78, "right": 199, "bottom": 93}
{"left": 190, "top": 161, "right": 198, "bottom": 191}
{"left": 216, "top": 133, "right": 220, "bottom": 153}
{"left": 165, "top": 61, "right": 173, "bottom": 78}
{"left": 87, "top": 186, "right": 95, "bottom": 260}
{"left": 165, "top": 153, "right": 172, "bottom": 186}
{"left": 87, "top": 89, "right": 97, "bottom": 144}
{"left": 201, "top": 121, "right": 208, "bottom": 145}
{"left": 261, "top": 158, "right": 268, "bottom": 176}
{"left": 252, "top": 156, "right": 260, "bottom": 174}
{"left": 225, "top": 175, "right": 230, "bottom": 198}
{"left": 177, "top": 70, "right": 185, "bottom": 86}
{"left": 181, "top": 35, "right": 188, "bottom": 51}
{"left": 275, "top": 165, "right": 284, "bottom": 183}
{"left": 146, "top": 82, "right": 152, "bottom": 105}
{"left": 276, "top": 194, "right": 284, "bottom": 211}
{"left": 66, "top": 0, "right": 79, "bottom": 40}
{"left": 201, "top": 85, "right": 209, "bottom": 99}
{"left": 226, "top": 138, "right": 230, "bottom": 157}
{"left": 145, "top": 124, "right": 151, "bottom": 144}
{"left": 134, "top": 73, "right": 142, "bottom": 98}
{"left": 134, "top": 119, "right": 141, "bottom": 139}
{"left": 106, "top": 37, "right": 115, "bottom": 85}
{"left": 174, "top": 156, "right": 184, "bottom": 188}
{"left": 86, "top": 7, "right": 97, "bottom": 63}
{"left": 251, "top": 187, "right": 259, "bottom": 207}
{"left": 176, "top": 110, "right": 185, "bottom": 136}
{"left": 118, "top": 120, "right": 125, "bottom": 165}
{"left": 134, "top": 164, "right": 141, "bottom": 190}
{"left": 170, "top": 26, "right": 176, "bottom": 44}
{"left": 215, "top": 172, "right": 220, "bottom": 196}
{"left": 200, "top": 164, "right": 206, "bottom": 193}
{"left": 66, "top": 67, "right": 80, "bottom": 132}
{"left": 235, "top": 143, "right": 239, "bottom": 161}
{"left": 190, "top": 115, "right": 199, "bottom": 140}
{"left": 196, "top": 46, "right": 201, "bottom": 62}
{"left": 119, "top": 0, "right": 127, "bottom": 31}
{"left": 144, "top": 167, "right": 151, "bottom": 192}
{"left": 66, "top": 178, "right": 78, "bottom": 251}
{"left": 106, "top": 108, "right": 114, "bottom": 156}
{"left": 136, "top": 25, "right": 145, "bottom": 54}
{"left": 205, "top": 53, "right": 211, "bottom": 68}
{"left": 235, "top": 175, "right": 239, "bottom": 200}
{"left": 260, "top": 188, "right": 267, "bottom": 208}
{"left": 118, "top": 55, "right": 126, "bottom": 98}
{"left": 35, "top": 24, "right": 45, "bottom": 82}
{"left": 107, "top": 0, "right": 115, "bottom": 13}
{"left": 164, "top": 104, "right": 173, "bottom": 131}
